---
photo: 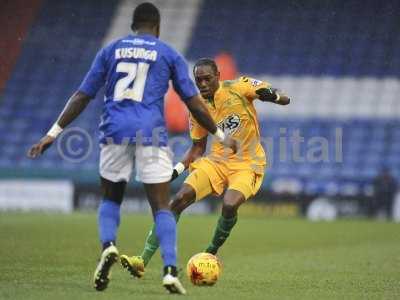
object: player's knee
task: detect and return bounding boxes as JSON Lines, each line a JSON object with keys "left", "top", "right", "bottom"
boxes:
{"left": 222, "top": 192, "right": 245, "bottom": 218}
{"left": 170, "top": 199, "right": 185, "bottom": 215}
{"left": 222, "top": 202, "right": 239, "bottom": 218}
{"left": 171, "top": 184, "right": 195, "bottom": 214}
{"left": 171, "top": 195, "right": 191, "bottom": 215}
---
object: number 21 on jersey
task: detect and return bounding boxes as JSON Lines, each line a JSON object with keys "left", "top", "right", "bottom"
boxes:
{"left": 114, "top": 62, "right": 149, "bottom": 102}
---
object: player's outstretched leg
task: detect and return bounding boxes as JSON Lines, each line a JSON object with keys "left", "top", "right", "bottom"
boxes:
{"left": 205, "top": 189, "right": 245, "bottom": 255}
{"left": 120, "top": 184, "right": 195, "bottom": 280}
{"left": 93, "top": 178, "right": 125, "bottom": 291}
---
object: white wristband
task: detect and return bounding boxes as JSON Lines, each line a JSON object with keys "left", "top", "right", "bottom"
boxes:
{"left": 213, "top": 128, "right": 226, "bottom": 142}
{"left": 47, "top": 123, "right": 63, "bottom": 138}
{"left": 173, "top": 162, "right": 185, "bottom": 175}
{"left": 275, "top": 93, "right": 281, "bottom": 102}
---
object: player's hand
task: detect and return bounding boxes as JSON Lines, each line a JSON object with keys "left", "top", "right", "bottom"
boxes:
{"left": 170, "top": 162, "right": 185, "bottom": 182}
{"left": 27, "top": 135, "right": 55, "bottom": 158}
{"left": 222, "top": 136, "right": 238, "bottom": 154}
{"left": 170, "top": 169, "right": 179, "bottom": 182}
{"left": 256, "top": 87, "right": 279, "bottom": 102}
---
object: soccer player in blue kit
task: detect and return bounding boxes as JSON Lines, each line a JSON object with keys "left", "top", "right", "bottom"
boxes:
{"left": 27, "top": 2, "right": 236, "bottom": 295}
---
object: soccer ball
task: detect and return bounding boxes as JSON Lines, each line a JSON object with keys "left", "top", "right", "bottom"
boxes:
{"left": 186, "top": 252, "right": 221, "bottom": 286}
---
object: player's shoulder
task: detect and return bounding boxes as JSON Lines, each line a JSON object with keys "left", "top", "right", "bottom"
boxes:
{"left": 221, "top": 76, "right": 254, "bottom": 90}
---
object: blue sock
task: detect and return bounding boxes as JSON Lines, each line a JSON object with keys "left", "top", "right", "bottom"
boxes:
{"left": 155, "top": 210, "right": 177, "bottom": 267}
{"left": 98, "top": 199, "right": 121, "bottom": 248}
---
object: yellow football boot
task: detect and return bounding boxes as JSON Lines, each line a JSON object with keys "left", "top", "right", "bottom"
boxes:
{"left": 93, "top": 244, "right": 119, "bottom": 291}
{"left": 120, "top": 255, "right": 145, "bottom": 278}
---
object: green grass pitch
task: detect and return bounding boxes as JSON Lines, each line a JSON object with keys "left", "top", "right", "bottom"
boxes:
{"left": 1, "top": 213, "right": 399, "bottom": 299}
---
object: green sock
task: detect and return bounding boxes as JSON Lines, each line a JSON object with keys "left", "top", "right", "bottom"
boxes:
{"left": 206, "top": 215, "right": 238, "bottom": 255}
{"left": 140, "top": 213, "right": 180, "bottom": 266}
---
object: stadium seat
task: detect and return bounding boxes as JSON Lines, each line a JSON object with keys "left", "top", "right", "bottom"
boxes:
{"left": 1, "top": 0, "right": 399, "bottom": 195}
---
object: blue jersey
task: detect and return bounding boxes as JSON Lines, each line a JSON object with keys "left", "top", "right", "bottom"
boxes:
{"left": 78, "top": 33, "right": 198, "bottom": 146}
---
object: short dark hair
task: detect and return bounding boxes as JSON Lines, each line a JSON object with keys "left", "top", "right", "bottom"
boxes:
{"left": 131, "top": 2, "right": 160, "bottom": 31}
{"left": 193, "top": 58, "right": 218, "bottom": 74}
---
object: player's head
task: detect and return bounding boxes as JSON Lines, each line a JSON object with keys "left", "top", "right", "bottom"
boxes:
{"left": 131, "top": 2, "right": 160, "bottom": 37}
{"left": 193, "top": 58, "right": 220, "bottom": 99}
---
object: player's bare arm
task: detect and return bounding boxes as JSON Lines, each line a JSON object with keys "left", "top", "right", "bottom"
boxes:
{"left": 27, "top": 91, "right": 91, "bottom": 158}
{"left": 185, "top": 95, "right": 237, "bottom": 153}
{"left": 256, "top": 87, "right": 290, "bottom": 105}
{"left": 171, "top": 137, "right": 207, "bottom": 181}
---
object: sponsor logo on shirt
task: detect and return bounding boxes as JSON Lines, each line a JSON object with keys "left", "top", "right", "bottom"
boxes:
{"left": 217, "top": 114, "right": 241, "bottom": 135}
{"left": 122, "top": 38, "right": 156, "bottom": 46}
{"left": 250, "top": 78, "right": 262, "bottom": 87}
